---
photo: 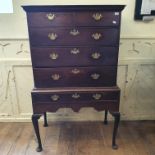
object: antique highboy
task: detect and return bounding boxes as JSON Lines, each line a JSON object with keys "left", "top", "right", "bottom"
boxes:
{"left": 23, "top": 5, "right": 125, "bottom": 152}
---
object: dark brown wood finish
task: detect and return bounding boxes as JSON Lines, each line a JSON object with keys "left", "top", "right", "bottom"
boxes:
{"left": 22, "top": 5, "right": 125, "bottom": 12}
{"left": 23, "top": 5, "right": 125, "bottom": 152}
{"left": 31, "top": 46, "right": 119, "bottom": 67}
{"left": 32, "top": 88, "right": 120, "bottom": 103}
{"left": 75, "top": 12, "right": 120, "bottom": 26}
{"left": 28, "top": 12, "right": 74, "bottom": 27}
{"left": 29, "top": 27, "right": 119, "bottom": 46}
{"left": 33, "top": 66, "right": 117, "bottom": 87}
{"left": 27, "top": 12, "right": 120, "bottom": 27}
{"left": 32, "top": 101, "right": 119, "bottom": 113}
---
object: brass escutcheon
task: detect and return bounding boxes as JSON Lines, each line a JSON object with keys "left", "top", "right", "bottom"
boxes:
{"left": 48, "top": 33, "right": 58, "bottom": 40}
{"left": 72, "top": 93, "right": 80, "bottom": 99}
{"left": 70, "top": 48, "right": 80, "bottom": 55}
{"left": 70, "top": 29, "right": 80, "bottom": 36}
{"left": 51, "top": 94, "right": 59, "bottom": 101}
{"left": 93, "top": 93, "right": 102, "bottom": 100}
{"left": 49, "top": 52, "right": 59, "bottom": 60}
{"left": 91, "top": 73, "right": 100, "bottom": 80}
{"left": 71, "top": 68, "right": 80, "bottom": 74}
{"left": 46, "top": 13, "right": 55, "bottom": 21}
{"left": 91, "top": 52, "right": 101, "bottom": 59}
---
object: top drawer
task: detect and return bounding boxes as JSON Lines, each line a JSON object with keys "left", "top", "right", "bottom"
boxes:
{"left": 27, "top": 12, "right": 120, "bottom": 27}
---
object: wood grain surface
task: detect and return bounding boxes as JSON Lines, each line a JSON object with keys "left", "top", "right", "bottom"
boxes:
{"left": 0, "top": 121, "right": 154, "bottom": 155}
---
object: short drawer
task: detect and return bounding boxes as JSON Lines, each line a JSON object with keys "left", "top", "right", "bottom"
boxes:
{"left": 27, "top": 12, "right": 120, "bottom": 27}
{"left": 32, "top": 89, "right": 120, "bottom": 103}
{"left": 31, "top": 47, "right": 118, "bottom": 67}
{"left": 75, "top": 12, "right": 120, "bottom": 26}
{"left": 27, "top": 12, "right": 73, "bottom": 27}
{"left": 33, "top": 66, "right": 117, "bottom": 88}
{"left": 29, "top": 28, "right": 118, "bottom": 46}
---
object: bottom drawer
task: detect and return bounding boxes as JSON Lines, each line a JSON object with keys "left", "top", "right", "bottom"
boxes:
{"left": 31, "top": 87, "right": 120, "bottom": 113}
{"left": 33, "top": 66, "right": 117, "bottom": 87}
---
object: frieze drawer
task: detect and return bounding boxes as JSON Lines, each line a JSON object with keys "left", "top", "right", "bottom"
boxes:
{"left": 32, "top": 90, "right": 120, "bottom": 103}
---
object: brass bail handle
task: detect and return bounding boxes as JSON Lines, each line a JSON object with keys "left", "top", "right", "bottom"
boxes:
{"left": 48, "top": 33, "right": 58, "bottom": 41}
{"left": 70, "top": 29, "right": 80, "bottom": 36}
{"left": 92, "top": 33, "right": 102, "bottom": 40}
{"left": 51, "top": 74, "right": 61, "bottom": 80}
{"left": 92, "top": 13, "right": 103, "bottom": 21}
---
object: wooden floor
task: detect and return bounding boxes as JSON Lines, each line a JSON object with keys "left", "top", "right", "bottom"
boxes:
{"left": 0, "top": 121, "right": 155, "bottom": 155}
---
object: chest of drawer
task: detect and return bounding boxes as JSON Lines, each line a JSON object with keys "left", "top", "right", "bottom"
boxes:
{"left": 33, "top": 66, "right": 117, "bottom": 88}
{"left": 23, "top": 5, "right": 125, "bottom": 152}
{"left": 27, "top": 12, "right": 120, "bottom": 27}
{"left": 31, "top": 47, "right": 118, "bottom": 67}
{"left": 29, "top": 28, "right": 119, "bottom": 46}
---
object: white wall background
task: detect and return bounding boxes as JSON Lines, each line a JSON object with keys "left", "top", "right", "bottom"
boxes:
{"left": 0, "top": 0, "right": 155, "bottom": 121}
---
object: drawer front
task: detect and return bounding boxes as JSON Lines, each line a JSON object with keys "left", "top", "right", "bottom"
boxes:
{"left": 75, "top": 12, "right": 120, "bottom": 26}
{"left": 32, "top": 91, "right": 120, "bottom": 103}
{"left": 29, "top": 28, "right": 118, "bottom": 46}
{"left": 27, "top": 12, "right": 120, "bottom": 27}
{"left": 33, "top": 66, "right": 117, "bottom": 87}
{"left": 28, "top": 12, "right": 73, "bottom": 27}
{"left": 31, "top": 47, "right": 118, "bottom": 67}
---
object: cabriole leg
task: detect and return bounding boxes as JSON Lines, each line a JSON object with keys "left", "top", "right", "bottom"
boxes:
{"left": 111, "top": 112, "right": 120, "bottom": 149}
{"left": 104, "top": 110, "right": 108, "bottom": 125}
{"left": 43, "top": 112, "right": 48, "bottom": 127}
{"left": 32, "top": 114, "right": 43, "bottom": 152}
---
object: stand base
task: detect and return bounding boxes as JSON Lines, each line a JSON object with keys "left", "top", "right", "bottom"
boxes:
{"left": 32, "top": 111, "right": 120, "bottom": 152}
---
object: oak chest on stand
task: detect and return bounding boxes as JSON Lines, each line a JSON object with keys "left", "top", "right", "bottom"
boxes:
{"left": 23, "top": 5, "right": 125, "bottom": 152}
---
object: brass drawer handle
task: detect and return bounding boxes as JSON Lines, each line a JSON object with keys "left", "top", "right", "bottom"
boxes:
{"left": 91, "top": 73, "right": 100, "bottom": 80}
{"left": 93, "top": 93, "right": 102, "bottom": 100}
{"left": 49, "top": 52, "right": 59, "bottom": 60}
{"left": 51, "top": 95, "right": 59, "bottom": 101}
{"left": 92, "top": 33, "right": 102, "bottom": 40}
{"left": 48, "top": 33, "right": 58, "bottom": 40}
{"left": 72, "top": 93, "right": 80, "bottom": 99}
{"left": 51, "top": 74, "right": 61, "bottom": 80}
{"left": 46, "top": 13, "right": 55, "bottom": 21}
{"left": 91, "top": 52, "right": 101, "bottom": 59}
{"left": 71, "top": 68, "right": 80, "bottom": 74}
{"left": 70, "top": 48, "right": 80, "bottom": 55}
{"left": 92, "top": 13, "right": 103, "bottom": 21}
{"left": 70, "top": 29, "right": 80, "bottom": 36}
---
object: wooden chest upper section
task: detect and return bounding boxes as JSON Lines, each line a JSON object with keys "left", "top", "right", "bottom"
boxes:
{"left": 23, "top": 5, "right": 125, "bottom": 88}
